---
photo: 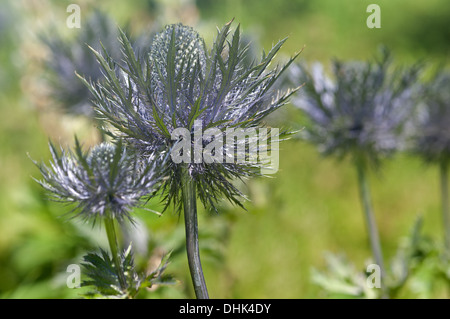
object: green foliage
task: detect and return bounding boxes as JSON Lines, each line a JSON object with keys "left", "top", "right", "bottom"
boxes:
{"left": 81, "top": 244, "right": 176, "bottom": 299}
{"left": 312, "top": 217, "right": 450, "bottom": 298}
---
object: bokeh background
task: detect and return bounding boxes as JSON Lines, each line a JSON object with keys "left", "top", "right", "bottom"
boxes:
{"left": 0, "top": 0, "right": 449, "bottom": 298}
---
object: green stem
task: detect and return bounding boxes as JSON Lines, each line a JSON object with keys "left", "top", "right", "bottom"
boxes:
{"left": 181, "top": 165, "right": 209, "bottom": 299}
{"left": 355, "top": 162, "right": 387, "bottom": 297}
{"left": 440, "top": 161, "right": 450, "bottom": 258}
{"left": 104, "top": 214, "right": 127, "bottom": 291}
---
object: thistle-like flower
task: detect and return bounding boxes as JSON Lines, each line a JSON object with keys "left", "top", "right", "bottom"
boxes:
{"left": 33, "top": 138, "right": 164, "bottom": 224}
{"left": 79, "top": 21, "right": 299, "bottom": 299}
{"left": 412, "top": 70, "right": 450, "bottom": 256}
{"left": 32, "top": 138, "right": 166, "bottom": 293}
{"left": 289, "top": 48, "right": 422, "bottom": 297}
{"left": 41, "top": 10, "right": 152, "bottom": 118}
{"left": 41, "top": 10, "right": 121, "bottom": 117}
{"left": 290, "top": 48, "right": 421, "bottom": 169}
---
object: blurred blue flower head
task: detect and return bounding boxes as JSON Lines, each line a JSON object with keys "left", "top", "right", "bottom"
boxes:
{"left": 41, "top": 10, "right": 153, "bottom": 118}
{"left": 81, "top": 21, "right": 299, "bottom": 211}
{"left": 290, "top": 49, "right": 421, "bottom": 168}
{"left": 414, "top": 71, "right": 450, "bottom": 163}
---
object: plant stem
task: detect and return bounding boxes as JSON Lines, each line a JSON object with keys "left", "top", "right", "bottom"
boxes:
{"left": 355, "top": 162, "right": 387, "bottom": 297}
{"left": 181, "top": 165, "right": 209, "bottom": 299}
{"left": 104, "top": 214, "right": 127, "bottom": 291}
{"left": 440, "top": 160, "right": 450, "bottom": 258}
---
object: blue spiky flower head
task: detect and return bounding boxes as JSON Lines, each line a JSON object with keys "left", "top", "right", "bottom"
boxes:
{"left": 33, "top": 139, "right": 164, "bottom": 223}
{"left": 80, "top": 21, "right": 300, "bottom": 211}
{"left": 289, "top": 48, "right": 422, "bottom": 169}
{"left": 41, "top": 10, "right": 122, "bottom": 117}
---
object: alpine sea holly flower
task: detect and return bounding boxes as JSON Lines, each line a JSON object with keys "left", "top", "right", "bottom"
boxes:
{"left": 79, "top": 21, "right": 300, "bottom": 298}
{"left": 33, "top": 139, "right": 164, "bottom": 224}
{"left": 412, "top": 71, "right": 450, "bottom": 256}
{"left": 81, "top": 21, "right": 299, "bottom": 211}
{"left": 289, "top": 48, "right": 422, "bottom": 297}
{"left": 32, "top": 138, "right": 165, "bottom": 291}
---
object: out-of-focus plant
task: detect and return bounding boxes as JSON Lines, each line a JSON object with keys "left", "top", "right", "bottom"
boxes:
{"left": 81, "top": 243, "right": 174, "bottom": 299}
{"left": 78, "top": 21, "right": 300, "bottom": 298}
{"left": 41, "top": 10, "right": 123, "bottom": 119}
{"left": 412, "top": 70, "right": 450, "bottom": 258}
{"left": 312, "top": 217, "right": 449, "bottom": 298}
{"left": 40, "top": 10, "right": 154, "bottom": 134}
{"left": 290, "top": 48, "right": 422, "bottom": 296}
{"left": 31, "top": 139, "right": 175, "bottom": 298}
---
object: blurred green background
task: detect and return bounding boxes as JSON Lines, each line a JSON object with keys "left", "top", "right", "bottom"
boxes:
{"left": 0, "top": 0, "right": 449, "bottom": 298}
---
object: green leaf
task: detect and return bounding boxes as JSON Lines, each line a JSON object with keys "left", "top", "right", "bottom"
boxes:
{"left": 187, "top": 95, "right": 205, "bottom": 130}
